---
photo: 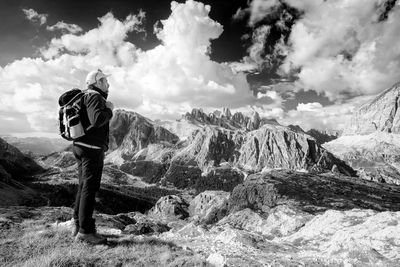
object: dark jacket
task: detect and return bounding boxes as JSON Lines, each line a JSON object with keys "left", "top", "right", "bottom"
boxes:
{"left": 75, "top": 87, "right": 113, "bottom": 151}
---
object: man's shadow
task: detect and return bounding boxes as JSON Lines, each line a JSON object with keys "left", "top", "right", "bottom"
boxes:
{"left": 103, "top": 234, "right": 178, "bottom": 249}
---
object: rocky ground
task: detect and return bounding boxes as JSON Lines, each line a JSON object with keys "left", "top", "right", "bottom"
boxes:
{"left": 2, "top": 163, "right": 400, "bottom": 266}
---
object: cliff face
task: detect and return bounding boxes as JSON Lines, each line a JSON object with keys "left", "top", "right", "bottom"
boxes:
{"left": 344, "top": 82, "right": 400, "bottom": 135}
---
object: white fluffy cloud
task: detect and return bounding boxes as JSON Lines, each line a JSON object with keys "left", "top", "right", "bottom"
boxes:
{"left": 242, "top": 0, "right": 400, "bottom": 100}
{"left": 46, "top": 21, "right": 83, "bottom": 34}
{"left": 296, "top": 102, "right": 323, "bottom": 112}
{"left": 1, "top": 1, "right": 257, "bottom": 134}
{"left": 22, "top": 8, "right": 48, "bottom": 25}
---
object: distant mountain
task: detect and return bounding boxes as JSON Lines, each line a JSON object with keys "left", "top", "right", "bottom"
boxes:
{"left": 182, "top": 107, "right": 280, "bottom": 131}
{"left": 0, "top": 137, "right": 45, "bottom": 205}
{"left": 324, "top": 81, "right": 400, "bottom": 185}
{"left": 0, "top": 137, "right": 44, "bottom": 180}
{"left": 344, "top": 82, "right": 400, "bottom": 135}
{"left": 1, "top": 136, "right": 69, "bottom": 156}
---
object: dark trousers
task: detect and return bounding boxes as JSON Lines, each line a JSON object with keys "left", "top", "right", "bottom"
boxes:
{"left": 73, "top": 145, "right": 104, "bottom": 234}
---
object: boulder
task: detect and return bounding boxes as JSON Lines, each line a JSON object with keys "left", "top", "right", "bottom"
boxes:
{"left": 189, "top": 191, "right": 230, "bottom": 224}
{"left": 149, "top": 195, "right": 189, "bottom": 220}
{"left": 218, "top": 206, "right": 313, "bottom": 237}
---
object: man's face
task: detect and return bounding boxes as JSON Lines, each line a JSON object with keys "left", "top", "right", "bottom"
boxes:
{"left": 96, "top": 77, "right": 109, "bottom": 93}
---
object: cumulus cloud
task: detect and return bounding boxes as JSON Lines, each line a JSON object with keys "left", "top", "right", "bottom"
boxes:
{"left": 242, "top": 0, "right": 400, "bottom": 100}
{"left": 1, "top": 0, "right": 257, "bottom": 134}
{"left": 46, "top": 21, "right": 83, "bottom": 34}
{"left": 22, "top": 8, "right": 48, "bottom": 25}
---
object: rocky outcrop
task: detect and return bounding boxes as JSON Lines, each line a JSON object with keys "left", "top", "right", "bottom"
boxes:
{"left": 189, "top": 191, "right": 230, "bottom": 224}
{"left": 109, "top": 109, "right": 179, "bottom": 160}
{"left": 148, "top": 195, "right": 189, "bottom": 220}
{"left": 228, "top": 170, "right": 400, "bottom": 214}
{"left": 0, "top": 137, "right": 43, "bottom": 180}
{"left": 344, "top": 82, "right": 400, "bottom": 135}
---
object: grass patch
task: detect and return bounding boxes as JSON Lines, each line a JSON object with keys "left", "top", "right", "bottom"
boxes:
{"left": 0, "top": 218, "right": 210, "bottom": 267}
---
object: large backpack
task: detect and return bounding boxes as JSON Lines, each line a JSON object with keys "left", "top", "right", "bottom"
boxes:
{"left": 58, "top": 88, "right": 86, "bottom": 141}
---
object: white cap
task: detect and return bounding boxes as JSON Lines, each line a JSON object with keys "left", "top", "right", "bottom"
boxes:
{"left": 85, "top": 69, "right": 110, "bottom": 86}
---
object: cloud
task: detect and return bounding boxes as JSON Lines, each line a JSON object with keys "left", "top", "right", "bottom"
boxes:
{"left": 22, "top": 8, "right": 48, "bottom": 25}
{"left": 46, "top": 21, "right": 83, "bottom": 34}
{"left": 280, "top": 96, "right": 374, "bottom": 131}
{"left": 296, "top": 102, "right": 323, "bottom": 112}
{"left": 242, "top": 0, "right": 400, "bottom": 100}
{"left": 233, "top": 0, "right": 281, "bottom": 26}
{"left": 1, "top": 0, "right": 257, "bottom": 134}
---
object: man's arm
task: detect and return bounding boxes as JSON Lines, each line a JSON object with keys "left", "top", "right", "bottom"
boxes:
{"left": 85, "top": 93, "right": 113, "bottom": 128}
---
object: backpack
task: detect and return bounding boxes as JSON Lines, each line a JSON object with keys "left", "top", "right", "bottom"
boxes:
{"left": 58, "top": 88, "right": 86, "bottom": 141}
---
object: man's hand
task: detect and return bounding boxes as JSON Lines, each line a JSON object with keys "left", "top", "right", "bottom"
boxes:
{"left": 105, "top": 101, "right": 114, "bottom": 111}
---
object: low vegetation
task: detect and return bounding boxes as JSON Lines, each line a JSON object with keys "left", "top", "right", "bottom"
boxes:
{"left": 0, "top": 217, "right": 209, "bottom": 267}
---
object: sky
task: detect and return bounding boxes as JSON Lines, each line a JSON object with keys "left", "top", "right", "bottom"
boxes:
{"left": 1, "top": 0, "right": 399, "bottom": 137}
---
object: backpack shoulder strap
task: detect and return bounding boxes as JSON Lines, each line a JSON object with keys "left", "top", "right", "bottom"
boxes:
{"left": 62, "top": 91, "right": 84, "bottom": 108}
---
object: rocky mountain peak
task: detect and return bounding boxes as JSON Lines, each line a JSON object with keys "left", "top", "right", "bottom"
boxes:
{"left": 344, "top": 81, "right": 400, "bottom": 135}
{"left": 222, "top": 107, "right": 232, "bottom": 119}
{"left": 183, "top": 108, "right": 278, "bottom": 131}
{"left": 109, "top": 109, "right": 179, "bottom": 159}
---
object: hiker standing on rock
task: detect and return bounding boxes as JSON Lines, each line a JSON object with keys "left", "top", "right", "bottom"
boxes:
{"left": 72, "top": 69, "right": 114, "bottom": 244}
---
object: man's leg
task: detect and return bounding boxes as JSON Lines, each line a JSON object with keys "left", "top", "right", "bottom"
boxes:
{"left": 73, "top": 145, "right": 83, "bottom": 234}
{"left": 78, "top": 148, "right": 104, "bottom": 234}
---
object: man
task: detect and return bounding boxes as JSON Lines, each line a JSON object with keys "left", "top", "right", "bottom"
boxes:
{"left": 72, "top": 69, "right": 114, "bottom": 244}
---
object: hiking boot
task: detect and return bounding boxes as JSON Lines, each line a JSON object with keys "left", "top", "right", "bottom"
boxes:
{"left": 75, "top": 233, "right": 107, "bottom": 245}
{"left": 72, "top": 225, "right": 79, "bottom": 237}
